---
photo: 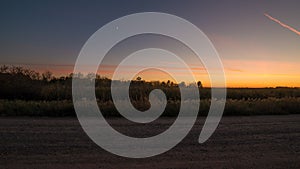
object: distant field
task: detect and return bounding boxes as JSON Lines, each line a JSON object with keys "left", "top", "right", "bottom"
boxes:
{"left": 0, "top": 115, "right": 299, "bottom": 168}
{"left": 1, "top": 97, "right": 300, "bottom": 117}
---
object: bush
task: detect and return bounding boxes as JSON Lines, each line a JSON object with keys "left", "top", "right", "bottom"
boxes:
{"left": 0, "top": 100, "right": 74, "bottom": 117}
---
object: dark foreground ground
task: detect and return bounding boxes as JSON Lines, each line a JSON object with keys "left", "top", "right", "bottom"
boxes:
{"left": 0, "top": 115, "right": 299, "bottom": 169}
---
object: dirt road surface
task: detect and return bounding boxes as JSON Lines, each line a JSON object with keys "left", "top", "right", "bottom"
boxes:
{"left": 0, "top": 115, "right": 299, "bottom": 169}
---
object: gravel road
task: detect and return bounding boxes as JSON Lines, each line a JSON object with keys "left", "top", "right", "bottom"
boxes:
{"left": 0, "top": 115, "right": 299, "bottom": 169}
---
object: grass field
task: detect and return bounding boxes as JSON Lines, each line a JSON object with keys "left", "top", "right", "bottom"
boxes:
{"left": 1, "top": 97, "right": 300, "bottom": 117}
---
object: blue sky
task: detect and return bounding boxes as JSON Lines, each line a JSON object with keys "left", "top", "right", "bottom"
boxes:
{"left": 0, "top": 0, "right": 300, "bottom": 87}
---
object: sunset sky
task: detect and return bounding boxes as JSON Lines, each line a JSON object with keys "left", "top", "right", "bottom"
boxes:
{"left": 0, "top": 0, "right": 299, "bottom": 87}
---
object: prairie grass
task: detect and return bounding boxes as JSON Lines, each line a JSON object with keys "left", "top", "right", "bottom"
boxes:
{"left": 1, "top": 97, "right": 299, "bottom": 117}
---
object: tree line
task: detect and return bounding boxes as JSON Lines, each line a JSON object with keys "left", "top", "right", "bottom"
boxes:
{"left": 1, "top": 65, "right": 300, "bottom": 102}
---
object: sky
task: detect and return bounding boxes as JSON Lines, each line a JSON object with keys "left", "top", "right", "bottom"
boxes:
{"left": 0, "top": 0, "right": 300, "bottom": 87}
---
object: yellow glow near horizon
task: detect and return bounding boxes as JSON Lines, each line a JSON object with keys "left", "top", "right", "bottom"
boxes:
{"left": 18, "top": 58, "right": 300, "bottom": 88}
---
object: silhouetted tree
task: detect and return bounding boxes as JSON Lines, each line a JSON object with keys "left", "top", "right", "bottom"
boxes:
{"left": 197, "top": 81, "right": 203, "bottom": 88}
{"left": 136, "top": 76, "right": 142, "bottom": 81}
{"left": 42, "top": 71, "right": 53, "bottom": 82}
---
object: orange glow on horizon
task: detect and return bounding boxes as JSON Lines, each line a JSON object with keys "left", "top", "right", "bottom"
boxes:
{"left": 14, "top": 59, "right": 300, "bottom": 88}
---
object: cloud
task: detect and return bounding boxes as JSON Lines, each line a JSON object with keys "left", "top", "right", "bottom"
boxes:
{"left": 264, "top": 13, "right": 300, "bottom": 36}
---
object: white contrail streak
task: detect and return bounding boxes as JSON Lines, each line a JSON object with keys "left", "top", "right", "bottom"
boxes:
{"left": 264, "top": 13, "right": 300, "bottom": 36}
